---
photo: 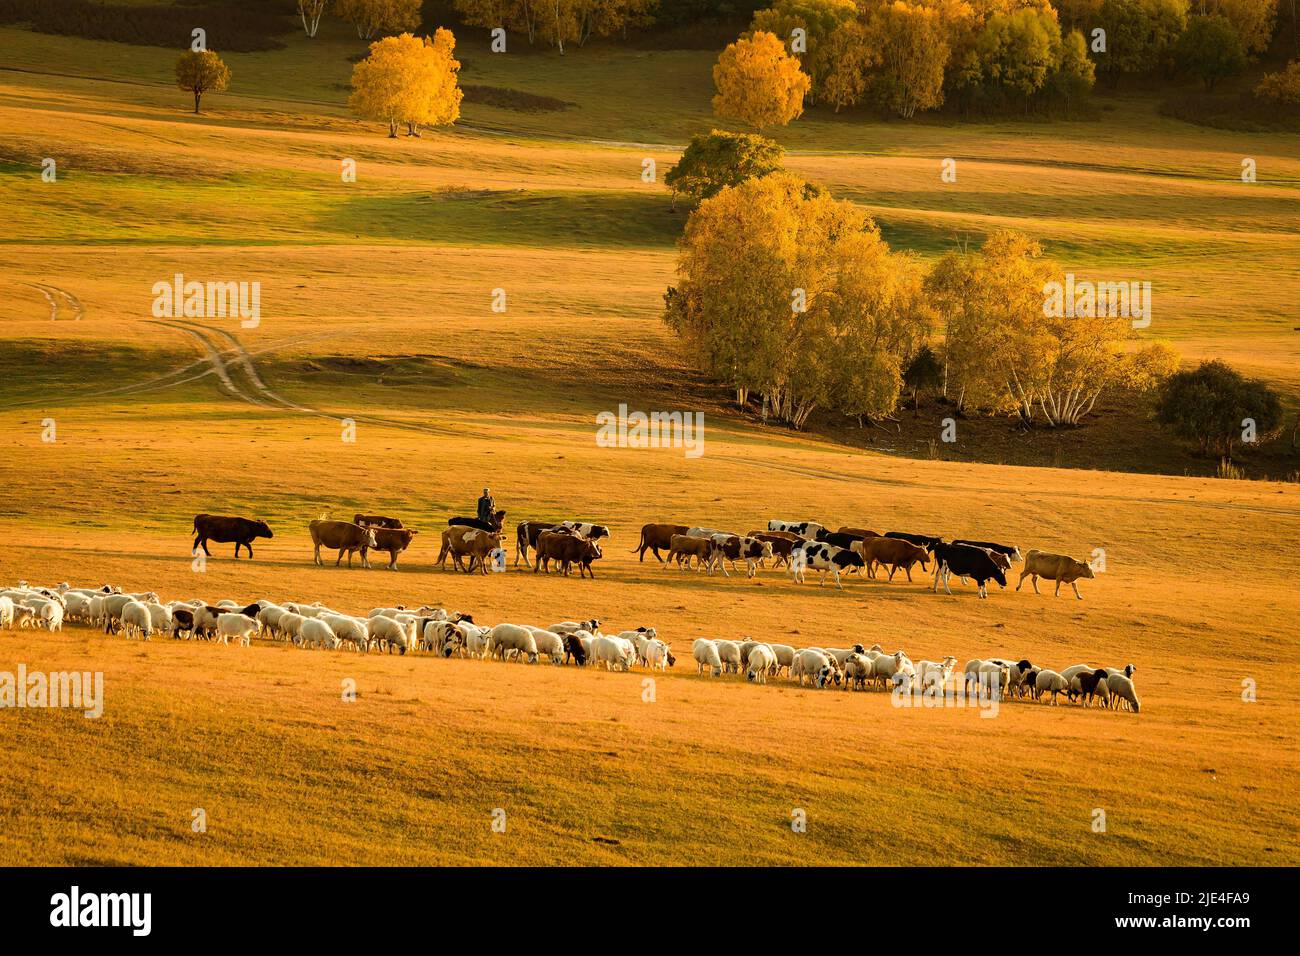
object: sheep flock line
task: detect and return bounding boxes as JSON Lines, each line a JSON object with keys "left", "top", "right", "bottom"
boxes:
{"left": 0, "top": 579, "right": 1140, "bottom": 714}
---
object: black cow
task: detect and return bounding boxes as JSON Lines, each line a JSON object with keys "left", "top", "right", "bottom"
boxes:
{"left": 814, "top": 530, "right": 871, "bottom": 550}
{"left": 192, "top": 514, "right": 274, "bottom": 559}
{"left": 885, "top": 531, "right": 944, "bottom": 551}
{"left": 931, "top": 542, "right": 1007, "bottom": 599}
{"left": 952, "top": 539, "right": 1022, "bottom": 561}
{"left": 449, "top": 510, "right": 506, "bottom": 533}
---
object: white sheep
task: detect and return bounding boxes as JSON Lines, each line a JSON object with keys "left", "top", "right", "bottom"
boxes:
{"left": 367, "top": 615, "right": 416, "bottom": 655}
{"left": 745, "top": 643, "right": 777, "bottom": 684}
{"left": 791, "top": 648, "right": 836, "bottom": 688}
{"left": 974, "top": 661, "right": 1010, "bottom": 698}
{"left": 1032, "top": 669, "right": 1069, "bottom": 704}
{"left": 643, "top": 638, "right": 673, "bottom": 671}
{"left": 843, "top": 652, "right": 874, "bottom": 691}
{"left": 590, "top": 635, "right": 635, "bottom": 671}
{"left": 769, "top": 643, "right": 796, "bottom": 677}
{"left": 119, "top": 600, "right": 153, "bottom": 640}
{"left": 1105, "top": 673, "right": 1141, "bottom": 713}
{"left": 693, "top": 639, "right": 723, "bottom": 677}
{"left": 299, "top": 617, "right": 337, "bottom": 650}
{"left": 522, "top": 626, "right": 567, "bottom": 665}
{"left": 321, "top": 613, "right": 367, "bottom": 652}
{"left": 914, "top": 656, "right": 957, "bottom": 694}
{"left": 715, "top": 639, "right": 742, "bottom": 674}
{"left": 216, "top": 613, "right": 259, "bottom": 647}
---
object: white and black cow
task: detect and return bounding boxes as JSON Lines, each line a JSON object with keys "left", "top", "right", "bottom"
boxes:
{"left": 931, "top": 542, "right": 1007, "bottom": 599}
{"left": 560, "top": 521, "right": 611, "bottom": 541}
{"left": 790, "top": 541, "right": 864, "bottom": 590}
{"left": 768, "top": 520, "right": 824, "bottom": 540}
{"left": 709, "top": 534, "right": 774, "bottom": 578}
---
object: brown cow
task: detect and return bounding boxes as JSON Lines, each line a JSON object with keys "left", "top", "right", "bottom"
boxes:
{"left": 353, "top": 513, "right": 403, "bottom": 529}
{"left": 192, "top": 514, "right": 273, "bottom": 559}
{"left": 837, "top": 526, "right": 882, "bottom": 539}
{"left": 309, "top": 520, "right": 378, "bottom": 568}
{"left": 749, "top": 532, "right": 798, "bottom": 568}
{"left": 631, "top": 523, "right": 690, "bottom": 562}
{"left": 852, "top": 537, "right": 931, "bottom": 582}
{"left": 667, "top": 534, "right": 714, "bottom": 571}
{"left": 362, "top": 527, "right": 418, "bottom": 570}
{"left": 534, "top": 531, "right": 602, "bottom": 578}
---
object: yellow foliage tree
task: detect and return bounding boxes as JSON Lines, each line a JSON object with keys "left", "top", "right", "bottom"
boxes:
{"left": 712, "top": 31, "right": 812, "bottom": 130}
{"left": 336, "top": 0, "right": 422, "bottom": 39}
{"left": 864, "top": 1, "right": 951, "bottom": 118}
{"left": 174, "top": 49, "right": 230, "bottom": 114}
{"left": 926, "top": 230, "right": 1178, "bottom": 425}
{"left": 349, "top": 31, "right": 463, "bottom": 138}
{"left": 665, "top": 172, "right": 929, "bottom": 427}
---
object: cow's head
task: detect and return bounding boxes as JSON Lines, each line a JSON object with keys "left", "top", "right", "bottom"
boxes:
{"left": 364, "top": 528, "right": 379, "bottom": 548}
{"left": 1079, "top": 560, "right": 1096, "bottom": 580}
{"left": 253, "top": 520, "right": 273, "bottom": 539}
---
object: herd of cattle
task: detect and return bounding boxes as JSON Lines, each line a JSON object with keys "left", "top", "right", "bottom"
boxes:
{"left": 0, "top": 581, "right": 1139, "bottom": 712}
{"left": 632, "top": 519, "right": 1096, "bottom": 599}
{"left": 189, "top": 513, "right": 1096, "bottom": 600}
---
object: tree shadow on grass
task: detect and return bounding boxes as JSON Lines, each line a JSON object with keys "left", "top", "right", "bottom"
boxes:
{"left": 316, "top": 188, "right": 682, "bottom": 249}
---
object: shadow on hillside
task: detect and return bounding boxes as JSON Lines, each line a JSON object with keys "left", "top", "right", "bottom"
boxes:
{"left": 316, "top": 189, "right": 681, "bottom": 249}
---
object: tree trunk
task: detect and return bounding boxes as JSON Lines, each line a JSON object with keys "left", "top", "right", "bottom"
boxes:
{"left": 193, "top": 89, "right": 201, "bottom": 113}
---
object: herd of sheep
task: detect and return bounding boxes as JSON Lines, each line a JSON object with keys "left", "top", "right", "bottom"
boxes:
{"left": 0, "top": 580, "right": 1139, "bottom": 713}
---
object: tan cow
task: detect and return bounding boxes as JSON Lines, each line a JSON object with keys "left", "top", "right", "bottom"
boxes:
{"left": 667, "top": 533, "right": 713, "bottom": 571}
{"left": 1017, "top": 549, "right": 1095, "bottom": 599}
{"left": 852, "top": 537, "right": 930, "bottom": 581}
{"left": 309, "top": 520, "right": 377, "bottom": 568}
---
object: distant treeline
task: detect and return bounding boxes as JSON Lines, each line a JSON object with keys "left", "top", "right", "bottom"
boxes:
{"left": 0, "top": 0, "right": 294, "bottom": 52}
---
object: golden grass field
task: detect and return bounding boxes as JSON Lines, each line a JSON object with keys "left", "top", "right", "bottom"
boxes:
{"left": 0, "top": 19, "right": 1298, "bottom": 866}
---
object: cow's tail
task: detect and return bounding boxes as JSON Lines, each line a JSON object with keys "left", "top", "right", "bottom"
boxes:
{"left": 628, "top": 528, "right": 647, "bottom": 554}
{"left": 191, "top": 515, "right": 200, "bottom": 534}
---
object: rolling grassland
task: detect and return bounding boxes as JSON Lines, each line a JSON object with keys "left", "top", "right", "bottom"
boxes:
{"left": 0, "top": 21, "right": 1297, "bottom": 865}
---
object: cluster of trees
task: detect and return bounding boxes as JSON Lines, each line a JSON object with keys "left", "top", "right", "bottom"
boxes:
{"left": 664, "top": 158, "right": 1179, "bottom": 429}
{"left": 294, "top": 0, "right": 422, "bottom": 39}
{"left": 349, "top": 30, "right": 465, "bottom": 136}
{"left": 1155, "top": 360, "right": 1284, "bottom": 458}
{"left": 712, "top": 0, "right": 1290, "bottom": 124}
{"left": 1257, "top": 58, "right": 1300, "bottom": 104}
{"left": 725, "top": 0, "right": 1097, "bottom": 120}
{"left": 925, "top": 231, "right": 1178, "bottom": 424}
{"left": 452, "top": 0, "right": 659, "bottom": 53}
{"left": 0, "top": 0, "right": 291, "bottom": 51}
{"left": 664, "top": 172, "right": 931, "bottom": 427}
